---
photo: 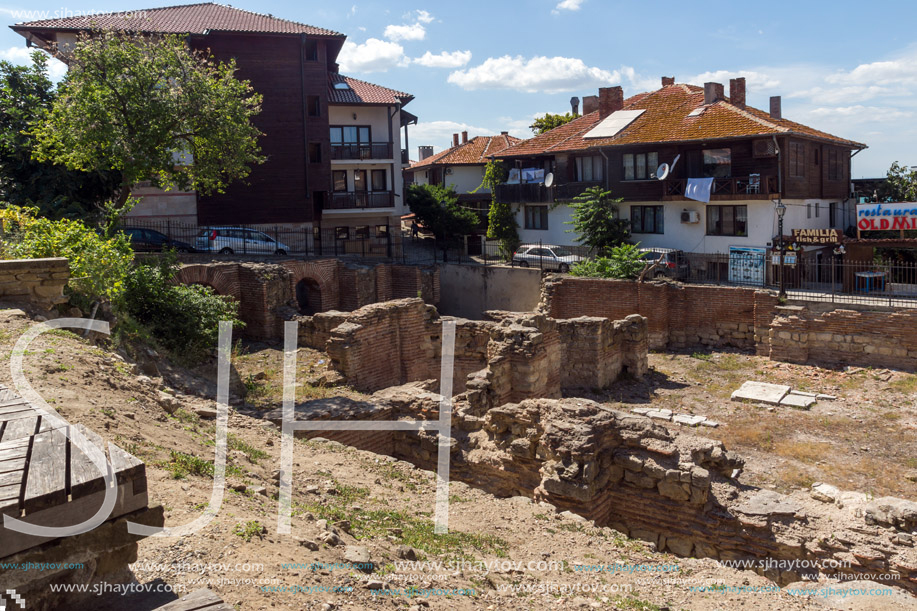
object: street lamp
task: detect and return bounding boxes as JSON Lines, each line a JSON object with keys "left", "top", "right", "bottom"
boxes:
{"left": 776, "top": 200, "right": 787, "bottom": 299}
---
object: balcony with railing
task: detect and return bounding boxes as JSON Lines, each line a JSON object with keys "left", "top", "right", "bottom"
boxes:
{"left": 330, "top": 142, "right": 394, "bottom": 161}
{"left": 327, "top": 191, "right": 394, "bottom": 210}
{"left": 494, "top": 181, "right": 602, "bottom": 204}
{"left": 660, "top": 175, "right": 779, "bottom": 201}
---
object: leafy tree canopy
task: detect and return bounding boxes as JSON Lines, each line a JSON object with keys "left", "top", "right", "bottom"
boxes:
{"left": 405, "top": 183, "right": 478, "bottom": 241}
{"left": 530, "top": 112, "right": 576, "bottom": 135}
{"left": 565, "top": 185, "right": 630, "bottom": 255}
{"left": 0, "top": 52, "right": 121, "bottom": 219}
{"left": 569, "top": 243, "right": 646, "bottom": 279}
{"left": 31, "top": 30, "right": 265, "bottom": 211}
{"left": 879, "top": 161, "right": 917, "bottom": 202}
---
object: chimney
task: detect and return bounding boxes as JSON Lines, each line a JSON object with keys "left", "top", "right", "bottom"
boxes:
{"left": 452, "top": 133, "right": 460, "bottom": 147}
{"left": 582, "top": 95, "right": 599, "bottom": 114}
{"left": 769, "top": 96, "right": 782, "bottom": 120}
{"left": 461, "top": 131, "right": 468, "bottom": 144}
{"left": 501, "top": 131, "right": 509, "bottom": 136}
{"left": 570, "top": 96, "right": 580, "bottom": 116}
{"left": 703, "top": 82, "right": 724, "bottom": 105}
{"left": 661, "top": 76, "right": 675, "bottom": 87}
{"left": 729, "top": 77, "right": 746, "bottom": 108}
{"left": 598, "top": 86, "right": 624, "bottom": 119}
{"left": 418, "top": 145, "right": 433, "bottom": 161}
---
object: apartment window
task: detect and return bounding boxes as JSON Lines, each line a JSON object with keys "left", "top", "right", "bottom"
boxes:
{"left": 308, "top": 142, "right": 322, "bottom": 163}
{"left": 313, "top": 226, "right": 322, "bottom": 242}
{"left": 702, "top": 148, "right": 731, "bottom": 178}
{"left": 623, "top": 152, "right": 658, "bottom": 180}
{"left": 815, "top": 202, "right": 820, "bottom": 218}
{"left": 630, "top": 205, "right": 664, "bottom": 234}
{"left": 575, "top": 155, "right": 604, "bottom": 182}
{"left": 307, "top": 95, "right": 320, "bottom": 117}
{"left": 330, "top": 125, "right": 371, "bottom": 145}
{"left": 789, "top": 142, "right": 806, "bottom": 177}
{"left": 354, "top": 225, "right": 369, "bottom": 239}
{"left": 376, "top": 224, "right": 389, "bottom": 236}
{"left": 706, "top": 205, "right": 747, "bottom": 236}
{"left": 332, "top": 170, "right": 347, "bottom": 192}
{"left": 371, "top": 169, "right": 387, "bottom": 191}
{"left": 335, "top": 226, "right": 350, "bottom": 240}
{"left": 525, "top": 205, "right": 549, "bottom": 230}
{"left": 829, "top": 201, "right": 838, "bottom": 227}
{"left": 828, "top": 149, "right": 841, "bottom": 180}
{"left": 353, "top": 170, "right": 367, "bottom": 191}
{"left": 305, "top": 39, "right": 318, "bottom": 61}
{"left": 807, "top": 202, "right": 812, "bottom": 219}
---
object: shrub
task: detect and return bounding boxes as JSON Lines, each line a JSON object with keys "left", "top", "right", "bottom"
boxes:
{"left": 570, "top": 243, "right": 645, "bottom": 279}
{"left": 120, "top": 254, "right": 243, "bottom": 363}
{"left": 0, "top": 204, "right": 133, "bottom": 305}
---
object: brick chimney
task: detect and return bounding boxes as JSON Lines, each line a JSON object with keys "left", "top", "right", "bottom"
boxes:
{"left": 461, "top": 131, "right": 468, "bottom": 144}
{"left": 769, "top": 96, "right": 782, "bottom": 120}
{"left": 583, "top": 95, "right": 599, "bottom": 114}
{"left": 661, "top": 76, "right": 675, "bottom": 87}
{"left": 418, "top": 146, "right": 433, "bottom": 161}
{"left": 598, "top": 86, "right": 624, "bottom": 119}
{"left": 501, "top": 131, "right": 509, "bottom": 136}
{"left": 570, "top": 96, "right": 580, "bottom": 116}
{"left": 452, "top": 133, "right": 459, "bottom": 147}
{"left": 703, "top": 82, "right": 724, "bottom": 105}
{"left": 729, "top": 77, "right": 746, "bottom": 108}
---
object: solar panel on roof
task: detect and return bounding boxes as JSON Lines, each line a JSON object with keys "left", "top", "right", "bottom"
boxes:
{"left": 583, "top": 109, "right": 645, "bottom": 139}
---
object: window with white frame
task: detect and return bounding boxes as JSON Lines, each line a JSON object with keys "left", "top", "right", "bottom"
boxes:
{"left": 575, "top": 156, "right": 604, "bottom": 182}
{"left": 525, "top": 205, "right": 549, "bottom": 230}
{"left": 623, "top": 152, "right": 659, "bottom": 180}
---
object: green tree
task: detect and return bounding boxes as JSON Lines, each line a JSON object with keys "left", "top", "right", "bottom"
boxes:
{"left": 31, "top": 30, "right": 265, "bottom": 214}
{"left": 478, "top": 161, "right": 519, "bottom": 260}
{"left": 569, "top": 243, "right": 646, "bottom": 279}
{"left": 0, "top": 52, "right": 121, "bottom": 219}
{"left": 879, "top": 161, "right": 917, "bottom": 202}
{"left": 405, "top": 183, "right": 478, "bottom": 241}
{"left": 530, "top": 112, "right": 576, "bottom": 135}
{"left": 566, "top": 186, "right": 629, "bottom": 255}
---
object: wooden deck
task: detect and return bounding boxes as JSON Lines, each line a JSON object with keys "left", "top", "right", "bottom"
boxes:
{"left": 0, "top": 384, "right": 149, "bottom": 558}
{"left": 155, "top": 589, "right": 234, "bottom": 610}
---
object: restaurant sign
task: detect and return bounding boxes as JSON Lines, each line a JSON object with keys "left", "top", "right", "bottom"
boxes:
{"left": 791, "top": 228, "right": 842, "bottom": 244}
{"left": 856, "top": 203, "right": 917, "bottom": 231}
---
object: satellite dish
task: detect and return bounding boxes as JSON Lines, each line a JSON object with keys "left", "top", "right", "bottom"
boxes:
{"left": 655, "top": 154, "right": 681, "bottom": 181}
{"left": 544, "top": 172, "right": 554, "bottom": 188}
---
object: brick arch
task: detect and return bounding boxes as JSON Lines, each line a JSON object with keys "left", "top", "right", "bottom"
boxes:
{"left": 281, "top": 260, "right": 339, "bottom": 312}
{"left": 173, "top": 264, "right": 242, "bottom": 301}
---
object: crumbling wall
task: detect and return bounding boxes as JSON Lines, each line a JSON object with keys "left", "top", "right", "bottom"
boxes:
{"left": 0, "top": 258, "right": 70, "bottom": 310}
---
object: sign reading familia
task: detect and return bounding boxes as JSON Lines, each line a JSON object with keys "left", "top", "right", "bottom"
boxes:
{"left": 791, "top": 228, "right": 842, "bottom": 244}
{"left": 856, "top": 203, "right": 917, "bottom": 231}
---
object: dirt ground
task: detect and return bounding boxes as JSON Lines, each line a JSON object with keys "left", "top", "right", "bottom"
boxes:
{"left": 1, "top": 306, "right": 915, "bottom": 611}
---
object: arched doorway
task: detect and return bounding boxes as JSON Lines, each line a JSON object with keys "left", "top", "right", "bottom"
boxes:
{"left": 296, "top": 278, "right": 323, "bottom": 315}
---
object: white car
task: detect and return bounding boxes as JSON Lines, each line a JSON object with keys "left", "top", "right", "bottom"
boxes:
{"left": 512, "top": 244, "right": 583, "bottom": 272}
{"left": 195, "top": 227, "right": 291, "bottom": 255}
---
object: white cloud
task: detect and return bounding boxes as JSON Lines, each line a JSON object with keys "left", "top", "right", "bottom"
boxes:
{"left": 384, "top": 22, "right": 426, "bottom": 42}
{"left": 554, "top": 0, "right": 585, "bottom": 11}
{"left": 0, "top": 46, "right": 67, "bottom": 81}
{"left": 448, "top": 55, "right": 618, "bottom": 94}
{"left": 686, "top": 69, "right": 781, "bottom": 91}
{"left": 414, "top": 50, "right": 471, "bottom": 68}
{"left": 416, "top": 10, "right": 434, "bottom": 24}
{"left": 805, "top": 105, "right": 913, "bottom": 124}
{"left": 337, "top": 38, "right": 407, "bottom": 73}
{"left": 409, "top": 120, "right": 496, "bottom": 154}
{"left": 826, "top": 52, "right": 917, "bottom": 87}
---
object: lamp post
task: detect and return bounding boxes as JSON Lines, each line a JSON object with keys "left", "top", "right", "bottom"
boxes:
{"left": 776, "top": 201, "right": 787, "bottom": 299}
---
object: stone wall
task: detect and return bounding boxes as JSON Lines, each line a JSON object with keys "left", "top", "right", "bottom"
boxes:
{"left": 0, "top": 258, "right": 70, "bottom": 310}
{"left": 543, "top": 275, "right": 917, "bottom": 371}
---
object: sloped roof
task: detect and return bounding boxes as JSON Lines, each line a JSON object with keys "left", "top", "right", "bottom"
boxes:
{"left": 328, "top": 73, "right": 413, "bottom": 106}
{"left": 499, "top": 84, "right": 865, "bottom": 157}
{"left": 11, "top": 2, "right": 343, "bottom": 37}
{"left": 410, "top": 134, "right": 523, "bottom": 169}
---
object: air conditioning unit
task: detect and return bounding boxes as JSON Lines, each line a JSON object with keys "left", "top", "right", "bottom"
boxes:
{"left": 681, "top": 210, "right": 700, "bottom": 224}
{"left": 753, "top": 139, "right": 778, "bottom": 158}
{"left": 445, "top": 168, "right": 454, "bottom": 175}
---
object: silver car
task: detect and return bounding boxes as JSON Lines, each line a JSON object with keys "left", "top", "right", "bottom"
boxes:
{"left": 195, "top": 227, "right": 291, "bottom": 255}
{"left": 512, "top": 244, "right": 583, "bottom": 272}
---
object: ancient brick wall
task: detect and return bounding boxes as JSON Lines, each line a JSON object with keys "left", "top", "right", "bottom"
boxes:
{"left": 0, "top": 258, "right": 69, "bottom": 309}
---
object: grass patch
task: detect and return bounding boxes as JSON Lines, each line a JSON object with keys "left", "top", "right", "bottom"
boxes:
{"left": 162, "top": 450, "right": 242, "bottom": 479}
{"left": 889, "top": 375, "right": 917, "bottom": 394}
{"left": 690, "top": 351, "right": 712, "bottom": 361}
{"left": 612, "top": 596, "right": 662, "bottom": 611}
{"left": 228, "top": 434, "right": 269, "bottom": 463}
{"left": 233, "top": 520, "right": 266, "bottom": 542}
{"left": 773, "top": 440, "right": 833, "bottom": 464}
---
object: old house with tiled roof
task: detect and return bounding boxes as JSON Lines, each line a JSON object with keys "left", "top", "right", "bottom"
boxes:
{"left": 12, "top": 2, "right": 417, "bottom": 251}
{"left": 496, "top": 78, "right": 866, "bottom": 262}
{"left": 407, "top": 131, "right": 521, "bottom": 213}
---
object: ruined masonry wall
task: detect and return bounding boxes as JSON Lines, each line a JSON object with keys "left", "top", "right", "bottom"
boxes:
{"left": 0, "top": 258, "right": 70, "bottom": 310}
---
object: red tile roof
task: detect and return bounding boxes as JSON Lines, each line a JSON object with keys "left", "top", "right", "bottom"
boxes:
{"left": 328, "top": 74, "right": 413, "bottom": 106}
{"left": 500, "top": 84, "right": 865, "bottom": 157}
{"left": 410, "top": 134, "right": 523, "bottom": 169}
{"left": 11, "top": 2, "right": 343, "bottom": 37}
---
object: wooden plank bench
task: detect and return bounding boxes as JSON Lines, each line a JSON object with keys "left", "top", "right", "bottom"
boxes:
{"left": 0, "top": 384, "right": 150, "bottom": 559}
{"left": 154, "top": 589, "right": 234, "bottom": 610}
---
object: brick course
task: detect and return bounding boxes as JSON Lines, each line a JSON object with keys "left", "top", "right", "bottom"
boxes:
{"left": 0, "top": 258, "right": 70, "bottom": 309}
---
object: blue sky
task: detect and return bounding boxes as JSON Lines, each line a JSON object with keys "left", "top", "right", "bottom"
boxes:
{"left": 1, "top": 0, "right": 915, "bottom": 177}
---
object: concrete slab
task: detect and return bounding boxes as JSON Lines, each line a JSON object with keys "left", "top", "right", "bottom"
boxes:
{"left": 646, "top": 409, "right": 672, "bottom": 421}
{"left": 816, "top": 394, "right": 837, "bottom": 401}
{"left": 673, "top": 414, "right": 706, "bottom": 427}
{"left": 780, "top": 393, "right": 816, "bottom": 409}
{"left": 700, "top": 420, "right": 720, "bottom": 428}
{"left": 731, "top": 381, "right": 791, "bottom": 405}
{"left": 631, "top": 407, "right": 652, "bottom": 415}
{"left": 789, "top": 390, "right": 818, "bottom": 398}
{"left": 735, "top": 490, "right": 801, "bottom": 517}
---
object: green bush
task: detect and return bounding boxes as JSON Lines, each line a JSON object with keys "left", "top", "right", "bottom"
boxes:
{"left": 0, "top": 204, "right": 133, "bottom": 305}
{"left": 570, "top": 243, "right": 645, "bottom": 279}
{"left": 120, "top": 255, "right": 243, "bottom": 363}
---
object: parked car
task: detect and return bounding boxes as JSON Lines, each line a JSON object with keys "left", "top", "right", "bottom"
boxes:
{"left": 638, "top": 248, "right": 690, "bottom": 280}
{"left": 512, "top": 244, "right": 584, "bottom": 272}
{"left": 195, "top": 227, "right": 291, "bottom": 255}
{"left": 121, "top": 227, "right": 194, "bottom": 253}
